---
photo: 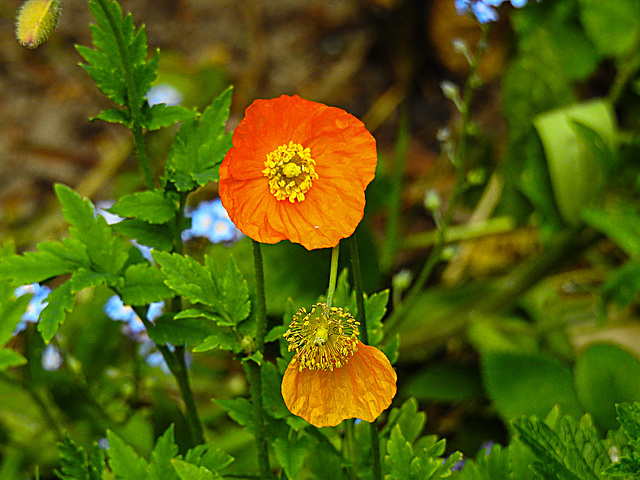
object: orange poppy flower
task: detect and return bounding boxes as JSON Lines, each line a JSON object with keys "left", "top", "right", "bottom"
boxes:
{"left": 281, "top": 303, "right": 397, "bottom": 427}
{"left": 219, "top": 95, "right": 377, "bottom": 250}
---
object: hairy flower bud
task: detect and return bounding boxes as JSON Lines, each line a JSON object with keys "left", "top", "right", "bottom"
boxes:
{"left": 16, "top": 0, "right": 62, "bottom": 49}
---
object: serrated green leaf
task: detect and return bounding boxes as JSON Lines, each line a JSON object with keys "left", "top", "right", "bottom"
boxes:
{"left": 183, "top": 444, "right": 234, "bottom": 473}
{"left": 112, "top": 219, "right": 174, "bottom": 251}
{"left": 68, "top": 268, "right": 109, "bottom": 293}
{"left": 385, "top": 425, "right": 416, "bottom": 480}
{"left": 455, "top": 444, "right": 511, "bottom": 480}
{"left": 56, "top": 436, "right": 104, "bottom": 480}
{"left": 39, "top": 281, "right": 75, "bottom": 343}
{"left": 142, "top": 104, "right": 197, "bottom": 131}
{"left": 262, "top": 361, "right": 289, "bottom": 419}
{"left": 106, "top": 430, "right": 150, "bottom": 480}
{"left": 382, "top": 398, "right": 426, "bottom": 446}
{"left": 617, "top": 403, "right": 640, "bottom": 444}
{"left": 171, "top": 459, "right": 220, "bottom": 480}
{"left": 219, "top": 256, "right": 250, "bottom": 325}
{"left": 0, "top": 248, "right": 82, "bottom": 284}
{"left": 191, "top": 329, "right": 239, "bottom": 353}
{"left": 92, "top": 107, "right": 131, "bottom": 126}
{"left": 149, "top": 425, "right": 179, "bottom": 480}
{"left": 0, "top": 292, "right": 31, "bottom": 343}
{"left": 273, "top": 435, "right": 310, "bottom": 480}
{"left": 120, "top": 263, "right": 175, "bottom": 306}
{"left": 0, "top": 349, "right": 27, "bottom": 370}
{"left": 216, "top": 398, "right": 256, "bottom": 433}
{"left": 55, "top": 184, "right": 129, "bottom": 275}
{"left": 110, "top": 190, "right": 178, "bottom": 225}
{"left": 164, "top": 86, "right": 233, "bottom": 192}
{"left": 153, "top": 251, "right": 217, "bottom": 306}
{"left": 147, "top": 316, "right": 218, "bottom": 346}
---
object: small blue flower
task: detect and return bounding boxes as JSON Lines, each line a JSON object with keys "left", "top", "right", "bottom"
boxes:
{"left": 146, "top": 83, "right": 183, "bottom": 107}
{"left": 13, "top": 283, "right": 51, "bottom": 334}
{"left": 182, "top": 198, "right": 243, "bottom": 244}
{"left": 42, "top": 343, "right": 63, "bottom": 371}
{"left": 455, "top": 0, "right": 539, "bottom": 23}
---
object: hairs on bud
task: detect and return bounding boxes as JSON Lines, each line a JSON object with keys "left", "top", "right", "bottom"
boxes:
{"left": 16, "top": 0, "right": 62, "bottom": 49}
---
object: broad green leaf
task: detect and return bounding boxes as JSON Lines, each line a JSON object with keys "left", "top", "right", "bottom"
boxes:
{"left": 153, "top": 251, "right": 217, "bottom": 306}
{"left": 92, "top": 107, "right": 131, "bottom": 126}
{"left": 38, "top": 281, "right": 75, "bottom": 343}
{"left": 0, "top": 247, "right": 83, "bottom": 284}
{"left": 149, "top": 425, "right": 179, "bottom": 480}
{"left": 0, "top": 292, "right": 31, "bottom": 343}
{"left": 261, "top": 361, "right": 289, "bottom": 420}
{"left": 219, "top": 256, "right": 250, "bottom": 326}
{"left": 55, "top": 184, "right": 129, "bottom": 275}
{"left": 0, "top": 349, "right": 27, "bottom": 370}
{"left": 583, "top": 203, "right": 640, "bottom": 258}
{"left": 574, "top": 344, "right": 640, "bottom": 431}
{"left": 147, "top": 316, "right": 218, "bottom": 346}
{"left": 191, "top": 329, "right": 239, "bottom": 353}
{"left": 164, "top": 86, "right": 233, "bottom": 191}
{"left": 106, "top": 430, "right": 150, "bottom": 480}
{"left": 142, "top": 104, "right": 197, "bottom": 131}
{"left": 482, "top": 351, "right": 583, "bottom": 422}
{"left": 216, "top": 398, "right": 256, "bottom": 433}
{"left": 534, "top": 99, "right": 616, "bottom": 225}
{"left": 68, "top": 268, "right": 109, "bottom": 293}
{"left": 120, "top": 263, "right": 175, "bottom": 306}
{"left": 578, "top": 0, "right": 640, "bottom": 57}
{"left": 273, "top": 435, "right": 310, "bottom": 480}
{"left": 110, "top": 190, "right": 179, "bottom": 225}
{"left": 111, "top": 219, "right": 174, "bottom": 252}
{"left": 171, "top": 460, "right": 220, "bottom": 480}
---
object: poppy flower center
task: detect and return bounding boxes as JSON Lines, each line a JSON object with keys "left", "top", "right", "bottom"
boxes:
{"left": 263, "top": 141, "right": 319, "bottom": 203}
{"left": 284, "top": 303, "right": 360, "bottom": 371}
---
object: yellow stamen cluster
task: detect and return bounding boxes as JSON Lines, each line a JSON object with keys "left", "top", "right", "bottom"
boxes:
{"left": 284, "top": 303, "right": 360, "bottom": 371}
{"left": 263, "top": 141, "right": 318, "bottom": 203}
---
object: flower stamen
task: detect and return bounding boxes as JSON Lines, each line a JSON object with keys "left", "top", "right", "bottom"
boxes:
{"left": 263, "top": 141, "right": 318, "bottom": 203}
{"left": 284, "top": 303, "right": 360, "bottom": 371}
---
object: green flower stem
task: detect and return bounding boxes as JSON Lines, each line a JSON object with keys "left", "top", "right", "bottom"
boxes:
{"left": 382, "top": 24, "right": 491, "bottom": 344}
{"left": 249, "top": 240, "right": 270, "bottom": 478}
{"left": 344, "top": 419, "right": 358, "bottom": 480}
{"left": 349, "top": 233, "right": 382, "bottom": 480}
{"left": 134, "top": 307, "right": 205, "bottom": 447}
{"left": 326, "top": 244, "right": 341, "bottom": 309}
{"left": 94, "top": 0, "right": 154, "bottom": 190}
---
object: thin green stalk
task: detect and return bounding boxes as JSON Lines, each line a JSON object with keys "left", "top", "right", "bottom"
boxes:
{"left": 134, "top": 307, "right": 205, "bottom": 447}
{"left": 344, "top": 420, "right": 358, "bottom": 480}
{"left": 94, "top": 0, "right": 154, "bottom": 190}
{"left": 382, "top": 24, "right": 491, "bottom": 344}
{"left": 349, "top": 233, "right": 382, "bottom": 480}
{"left": 248, "top": 240, "right": 270, "bottom": 478}
{"left": 380, "top": 108, "right": 410, "bottom": 272}
{"left": 326, "top": 244, "right": 340, "bottom": 309}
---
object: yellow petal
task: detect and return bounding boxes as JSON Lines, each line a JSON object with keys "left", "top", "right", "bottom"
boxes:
{"left": 281, "top": 342, "right": 397, "bottom": 427}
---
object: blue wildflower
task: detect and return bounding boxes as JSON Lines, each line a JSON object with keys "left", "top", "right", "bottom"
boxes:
{"left": 146, "top": 83, "right": 183, "bottom": 107}
{"left": 455, "top": 0, "right": 539, "bottom": 23}
{"left": 42, "top": 343, "right": 63, "bottom": 371}
{"left": 182, "top": 198, "right": 243, "bottom": 244}
{"left": 13, "top": 283, "right": 51, "bottom": 334}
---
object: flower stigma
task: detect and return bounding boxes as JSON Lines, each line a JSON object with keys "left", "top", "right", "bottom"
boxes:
{"left": 284, "top": 303, "right": 360, "bottom": 371}
{"left": 263, "top": 141, "right": 318, "bottom": 203}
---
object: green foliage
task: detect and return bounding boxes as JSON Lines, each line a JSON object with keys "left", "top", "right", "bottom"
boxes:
{"left": 110, "top": 190, "right": 180, "bottom": 225}
{"left": 604, "top": 403, "right": 640, "bottom": 477}
{"left": 164, "top": 86, "right": 234, "bottom": 192}
{"left": 56, "top": 436, "right": 104, "bottom": 480}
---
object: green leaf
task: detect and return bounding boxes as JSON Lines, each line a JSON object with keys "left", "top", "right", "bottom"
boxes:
{"left": 106, "top": 429, "right": 150, "bottom": 480}
{"left": 148, "top": 425, "right": 179, "bottom": 480}
{"left": 217, "top": 256, "right": 250, "bottom": 326}
{"left": 112, "top": 219, "right": 174, "bottom": 251}
{"left": 77, "top": 0, "right": 158, "bottom": 110}
{"left": 0, "top": 349, "right": 27, "bottom": 370}
{"left": 382, "top": 398, "right": 426, "bottom": 446}
{"left": 120, "top": 263, "right": 175, "bottom": 306}
{"left": 534, "top": 99, "right": 617, "bottom": 224}
{"left": 56, "top": 436, "right": 104, "bottom": 480}
{"left": 0, "top": 290, "right": 32, "bottom": 344}
{"left": 39, "top": 281, "right": 75, "bottom": 343}
{"left": 262, "top": 361, "right": 290, "bottom": 420}
{"left": 92, "top": 107, "right": 131, "bottom": 126}
{"left": 142, "top": 104, "right": 197, "bottom": 131}
{"left": 385, "top": 425, "right": 416, "bottom": 480}
{"left": 273, "top": 435, "right": 310, "bottom": 480}
{"left": 153, "top": 251, "right": 217, "bottom": 306}
{"left": 583, "top": 203, "right": 640, "bottom": 258}
{"left": 110, "top": 190, "right": 179, "bottom": 225}
{"left": 171, "top": 459, "right": 220, "bottom": 480}
{"left": 55, "top": 184, "right": 129, "bottom": 275}
{"left": 455, "top": 444, "right": 512, "bottom": 480}
{"left": 482, "top": 351, "right": 583, "bottom": 422}
{"left": 0, "top": 245, "right": 84, "bottom": 284}
{"left": 164, "top": 86, "right": 233, "bottom": 192}
{"left": 191, "top": 328, "right": 239, "bottom": 353}
{"left": 512, "top": 414, "right": 610, "bottom": 480}
{"left": 601, "top": 261, "right": 640, "bottom": 309}
{"left": 147, "top": 316, "right": 218, "bottom": 347}
{"left": 216, "top": 398, "right": 256, "bottom": 433}
{"left": 575, "top": 344, "right": 640, "bottom": 431}
{"left": 68, "top": 268, "right": 109, "bottom": 293}
{"left": 183, "top": 444, "right": 234, "bottom": 473}
{"left": 578, "top": 0, "right": 640, "bottom": 57}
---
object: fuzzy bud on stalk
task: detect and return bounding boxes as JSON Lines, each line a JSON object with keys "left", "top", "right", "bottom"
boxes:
{"left": 16, "top": 0, "right": 62, "bottom": 49}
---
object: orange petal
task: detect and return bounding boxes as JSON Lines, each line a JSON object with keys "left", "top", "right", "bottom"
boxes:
{"left": 281, "top": 342, "right": 397, "bottom": 427}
